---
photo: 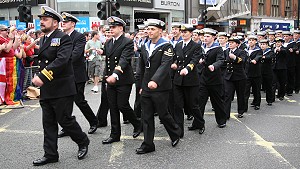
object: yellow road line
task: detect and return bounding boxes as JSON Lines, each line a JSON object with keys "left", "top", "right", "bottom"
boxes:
{"left": 232, "top": 115, "right": 296, "bottom": 169}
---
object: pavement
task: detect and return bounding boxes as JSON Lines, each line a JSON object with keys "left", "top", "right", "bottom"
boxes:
{"left": 0, "top": 83, "right": 300, "bottom": 169}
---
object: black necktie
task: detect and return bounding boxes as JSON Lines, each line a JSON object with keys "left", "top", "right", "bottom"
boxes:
{"left": 183, "top": 43, "right": 186, "bottom": 49}
{"left": 42, "top": 36, "right": 48, "bottom": 47}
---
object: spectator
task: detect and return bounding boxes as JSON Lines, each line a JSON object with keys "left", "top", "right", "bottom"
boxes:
{"left": 85, "top": 31, "right": 103, "bottom": 92}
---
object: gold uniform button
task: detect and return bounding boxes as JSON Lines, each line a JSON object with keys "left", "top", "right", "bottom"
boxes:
{"left": 38, "top": 60, "right": 41, "bottom": 63}
{"left": 45, "top": 60, "right": 48, "bottom": 63}
{"left": 115, "top": 57, "right": 117, "bottom": 59}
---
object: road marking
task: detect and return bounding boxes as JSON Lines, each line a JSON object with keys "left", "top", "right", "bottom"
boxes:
{"left": 0, "top": 109, "right": 12, "bottom": 115}
{"left": 226, "top": 140, "right": 300, "bottom": 148}
{"left": 232, "top": 115, "right": 296, "bottom": 169}
{"left": 287, "top": 100, "right": 297, "bottom": 103}
{"left": 109, "top": 142, "right": 124, "bottom": 163}
{"left": 244, "top": 113, "right": 300, "bottom": 119}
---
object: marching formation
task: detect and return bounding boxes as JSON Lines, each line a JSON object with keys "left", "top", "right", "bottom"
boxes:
{"left": 1, "top": 6, "right": 300, "bottom": 166}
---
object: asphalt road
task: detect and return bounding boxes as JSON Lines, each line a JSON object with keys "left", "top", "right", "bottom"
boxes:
{"left": 0, "top": 83, "right": 300, "bottom": 169}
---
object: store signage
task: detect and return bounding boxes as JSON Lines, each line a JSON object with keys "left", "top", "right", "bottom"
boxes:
{"left": 199, "top": 0, "right": 217, "bottom": 5}
{"left": 0, "top": 20, "right": 9, "bottom": 26}
{"left": 260, "top": 22, "right": 290, "bottom": 31}
{"left": 154, "top": 0, "right": 184, "bottom": 10}
{"left": 0, "top": 0, "right": 39, "bottom": 9}
{"left": 118, "top": 0, "right": 153, "bottom": 8}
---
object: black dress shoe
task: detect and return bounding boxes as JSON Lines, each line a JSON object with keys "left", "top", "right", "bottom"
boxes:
{"left": 102, "top": 137, "right": 120, "bottom": 144}
{"left": 88, "top": 125, "right": 97, "bottom": 134}
{"left": 187, "top": 115, "right": 193, "bottom": 121}
{"left": 218, "top": 124, "right": 226, "bottom": 128}
{"left": 171, "top": 138, "right": 180, "bottom": 147}
{"left": 33, "top": 157, "right": 58, "bottom": 166}
{"left": 78, "top": 145, "right": 88, "bottom": 160}
{"left": 58, "top": 130, "right": 68, "bottom": 138}
{"left": 237, "top": 114, "right": 243, "bottom": 118}
{"left": 279, "top": 97, "right": 284, "bottom": 101}
{"left": 267, "top": 103, "right": 272, "bottom": 106}
{"left": 97, "top": 123, "right": 107, "bottom": 128}
{"left": 199, "top": 127, "right": 205, "bottom": 134}
{"left": 136, "top": 147, "right": 155, "bottom": 154}
{"left": 133, "top": 131, "right": 141, "bottom": 138}
{"left": 254, "top": 106, "right": 260, "bottom": 110}
{"left": 123, "top": 120, "right": 130, "bottom": 124}
{"left": 188, "top": 126, "right": 198, "bottom": 131}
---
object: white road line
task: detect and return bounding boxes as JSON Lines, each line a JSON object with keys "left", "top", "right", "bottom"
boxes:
{"left": 232, "top": 115, "right": 296, "bottom": 169}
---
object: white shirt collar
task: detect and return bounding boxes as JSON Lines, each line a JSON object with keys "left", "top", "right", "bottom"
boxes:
{"left": 113, "top": 33, "right": 122, "bottom": 42}
{"left": 182, "top": 38, "right": 191, "bottom": 48}
{"left": 46, "top": 30, "right": 55, "bottom": 38}
{"left": 68, "top": 29, "right": 75, "bottom": 36}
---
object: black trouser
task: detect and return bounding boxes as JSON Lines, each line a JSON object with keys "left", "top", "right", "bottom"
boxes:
{"left": 74, "top": 82, "right": 98, "bottom": 126}
{"left": 140, "top": 90, "right": 181, "bottom": 149}
{"left": 224, "top": 79, "right": 246, "bottom": 118}
{"left": 198, "top": 83, "right": 227, "bottom": 126}
{"left": 173, "top": 85, "right": 204, "bottom": 136}
{"left": 295, "top": 64, "right": 300, "bottom": 92}
{"left": 168, "top": 82, "right": 175, "bottom": 117}
{"left": 107, "top": 84, "right": 140, "bottom": 139}
{"left": 96, "top": 81, "right": 109, "bottom": 125}
{"left": 134, "top": 81, "right": 142, "bottom": 118}
{"left": 273, "top": 69, "right": 287, "bottom": 99}
{"left": 245, "top": 77, "right": 261, "bottom": 111}
{"left": 262, "top": 73, "right": 274, "bottom": 103}
{"left": 286, "top": 67, "right": 296, "bottom": 94}
{"left": 40, "top": 96, "right": 89, "bottom": 159}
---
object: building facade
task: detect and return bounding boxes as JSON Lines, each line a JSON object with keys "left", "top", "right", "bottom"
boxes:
{"left": 0, "top": 0, "right": 185, "bottom": 32}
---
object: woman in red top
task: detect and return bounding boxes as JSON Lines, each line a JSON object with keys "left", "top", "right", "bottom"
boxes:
{"left": 21, "top": 34, "right": 39, "bottom": 67}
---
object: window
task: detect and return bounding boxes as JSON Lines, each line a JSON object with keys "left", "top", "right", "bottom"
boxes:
{"left": 285, "top": 0, "right": 292, "bottom": 18}
{"left": 271, "top": 0, "right": 280, "bottom": 17}
{"left": 258, "top": 0, "right": 265, "bottom": 16}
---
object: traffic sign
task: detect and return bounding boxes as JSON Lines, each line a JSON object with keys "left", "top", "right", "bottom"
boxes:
{"left": 189, "top": 18, "right": 198, "bottom": 25}
{"left": 229, "top": 20, "right": 237, "bottom": 27}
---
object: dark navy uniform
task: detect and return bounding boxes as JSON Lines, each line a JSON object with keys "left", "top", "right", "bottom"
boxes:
{"left": 260, "top": 47, "right": 275, "bottom": 104}
{"left": 173, "top": 39, "right": 204, "bottom": 136}
{"left": 286, "top": 41, "right": 297, "bottom": 95}
{"left": 224, "top": 45, "right": 247, "bottom": 118}
{"left": 103, "top": 33, "right": 140, "bottom": 140}
{"left": 139, "top": 37, "right": 181, "bottom": 151}
{"left": 62, "top": 12, "right": 98, "bottom": 130}
{"left": 198, "top": 41, "right": 227, "bottom": 127}
{"left": 244, "top": 46, "right": 263, "bottom": 111}
{"left": 37, "top": 29, "right": 89, "bottom": 159}
{"left": 272, "top": 42, "right": 287, "bottom": 100}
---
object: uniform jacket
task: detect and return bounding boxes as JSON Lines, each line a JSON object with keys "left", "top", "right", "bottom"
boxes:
{"left": 245, "top": 46, "right": 262, "bottom": 78}
{"left": 37, "top": 29, "right": 77, "bottom": 100}
{"left": 273, "top": 46, "right": 287, "bottom": 70}
{"left": 69, "top": 30, "right": 88, "bottom": 83}
{"left": 260, "top": 48, "right": 275, "bottom": 75}
{"left": 197, "top": 43, "right": 225, "bottom": 85}
{"left": 103, "top": 33, "right": 135, "bottom": 85}
{"left": 139, "top": 38, "right": 174, "bottom": 92}
{"left": 286, "top": 41, "right": 297, "bottom": 67}
{"left": 224, "top": 48, "right": 247, "bottom": 81}
{"left": 173, "top": 40, "right": 202, "bottom": 86}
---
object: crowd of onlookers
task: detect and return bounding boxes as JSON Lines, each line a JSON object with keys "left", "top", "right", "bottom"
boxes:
{"left": 0, "top": 24, "right": 43, "bottom": 106}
